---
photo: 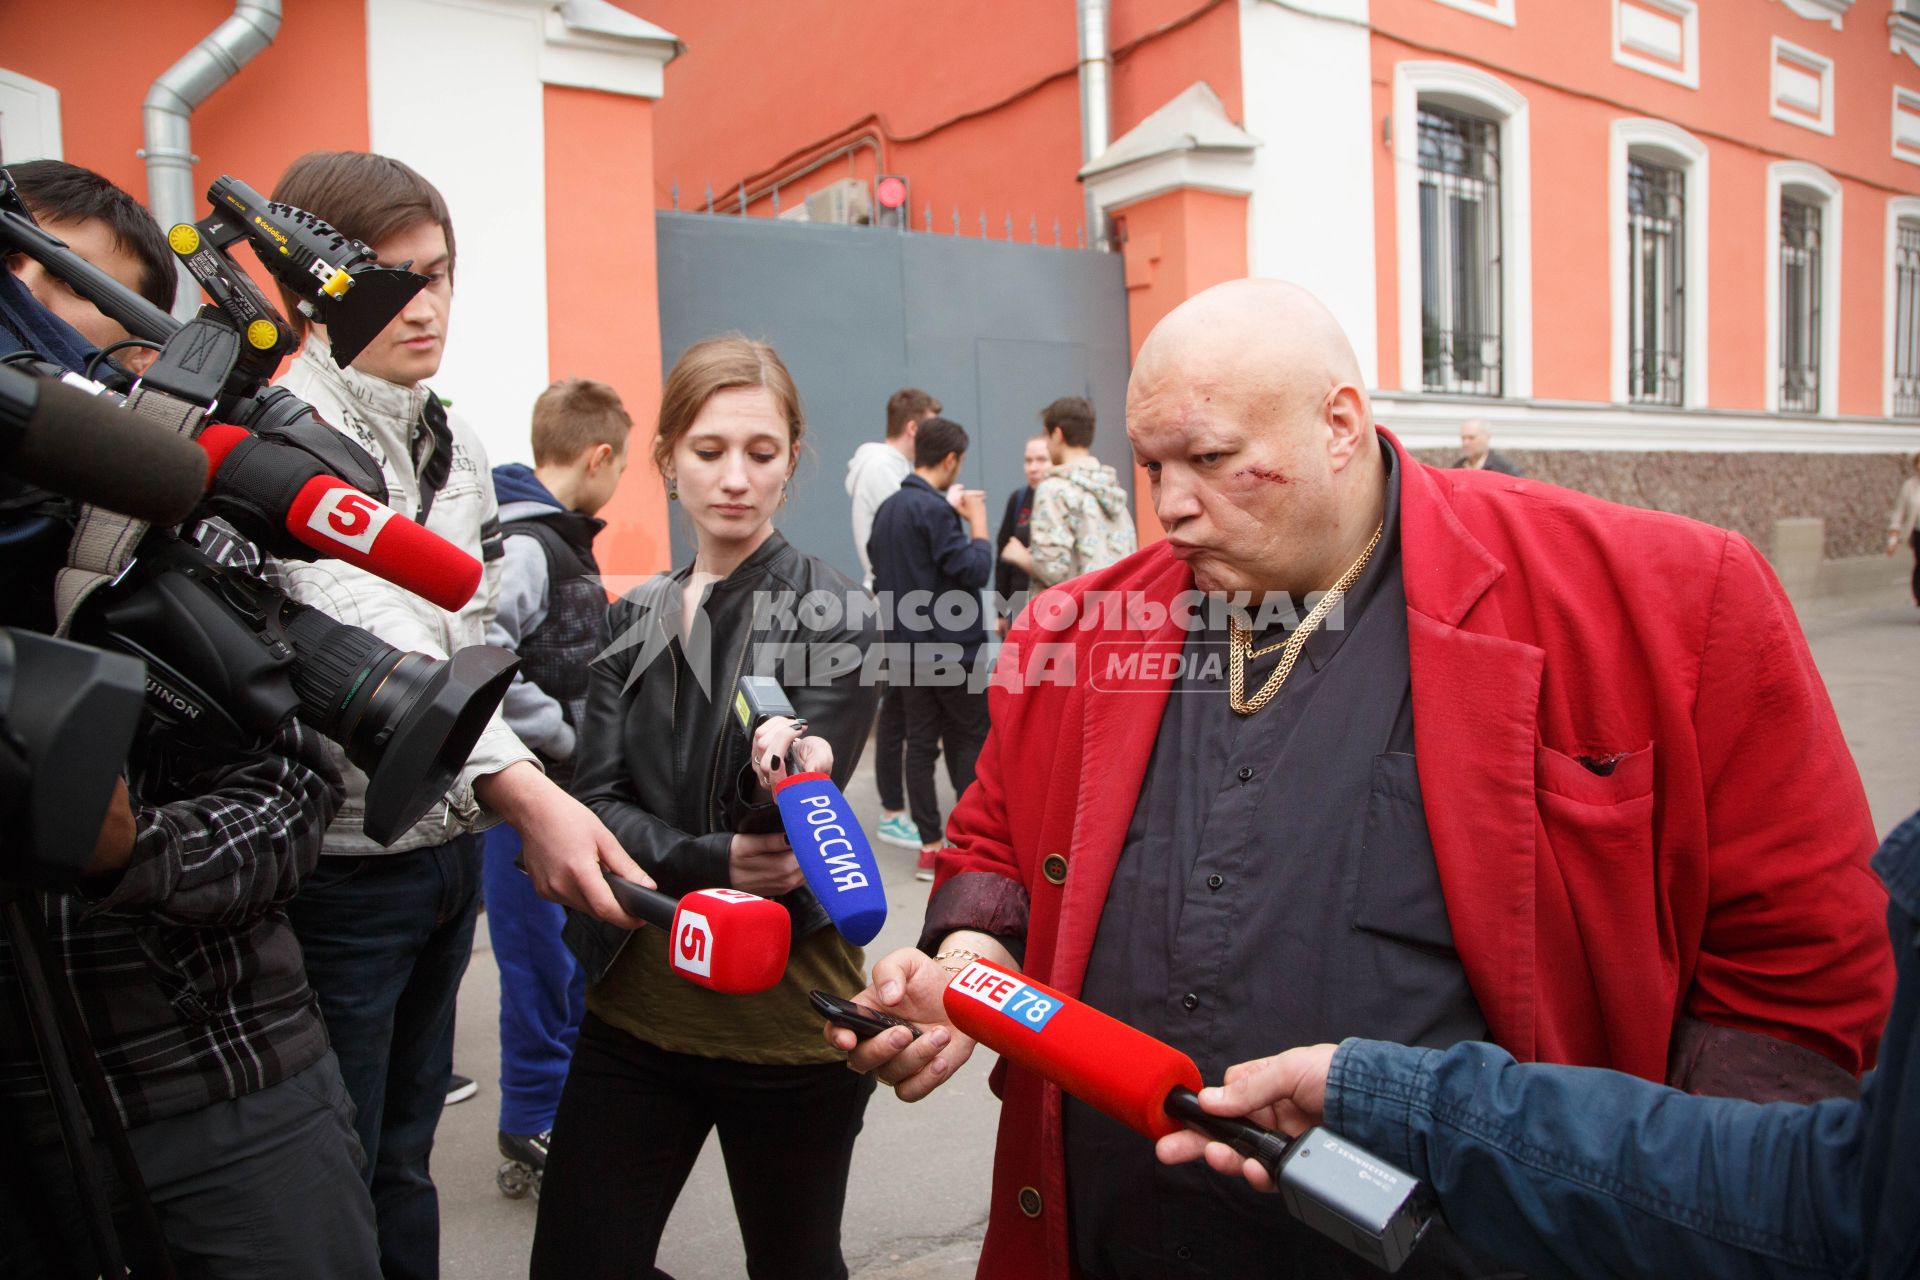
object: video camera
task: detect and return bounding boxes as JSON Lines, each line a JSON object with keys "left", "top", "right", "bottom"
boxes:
{"left": 0, "top": 168, "right": 517, "bottom": 864}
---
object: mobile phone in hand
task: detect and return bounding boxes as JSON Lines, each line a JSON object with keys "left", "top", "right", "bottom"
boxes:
{"left": 810, "top": 989, "right": 923, "bottom": 1041}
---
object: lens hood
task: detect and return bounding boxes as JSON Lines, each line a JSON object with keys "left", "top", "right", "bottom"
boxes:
{"left": 361, "top": 645, "right": 519, "bottom": 845}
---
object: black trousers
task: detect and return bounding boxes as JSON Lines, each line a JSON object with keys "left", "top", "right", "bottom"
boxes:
{"left": 530, "top": 1015, "right": 875, "bottom": 1280}
{"left": 873, "top": 681, "right": 907, "bottom": 812}
{"left": 900, "top": 675, "right": 990, "bottom": 845}
{"left": 1910, "top": 530, "right": 1920, "bottom": 606}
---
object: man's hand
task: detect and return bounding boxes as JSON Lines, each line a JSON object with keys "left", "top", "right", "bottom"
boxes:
{"left": 477, "top": 760, "right": 651, "bottom": 927}
{"left": 825, "top": 931, "right": 1016, "bottom": 1100}
{"left": 825, "top": 946, "right": 973, "bottom": 1100}
{"left": 1154, "top": 1044, "right": 1339, "bottom": 1192}
{"left": 1000, "top": 537, "right": 1033, "bottom": 574}
{"left": 82, "top": 777, "right": 136, "bottom": 879}
{"left": 729, "top": 830, "right": 803, "bottom": 897}
{"left": 958, "top": 489, "right": 988, "bottom": 537}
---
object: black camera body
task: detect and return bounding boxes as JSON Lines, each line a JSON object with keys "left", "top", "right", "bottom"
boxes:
{"left": 1, "top": 167, "right": 518, "bottom": 851}
{"left": 78, "top": 532, "right": 519, "bottom": 847}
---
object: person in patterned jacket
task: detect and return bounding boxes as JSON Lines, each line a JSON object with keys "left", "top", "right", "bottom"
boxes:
{"left": 1003, "top": 395, "right": 1136, "bottom": 589}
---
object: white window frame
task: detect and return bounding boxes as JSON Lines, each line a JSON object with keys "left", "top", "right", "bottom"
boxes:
{"left": 1393, "top": 61, "right": 1532, "bottom": 398}
{"left": 1764, "top": 162, "right": 1843, "bottom": 416}
{"left": 1611, "top": 0, "right": 1699, "bottom": 90}
{"left": 0, "top": 69, "right": 62, "bottom": 163}
{"left": 1778, "top": 0, "right": 1852, "bottom": 30}
{"left": 1609, "top": 120, "right": 1708, "bottom": 406}
{"left": 1770, "top": 37, "right": 1836, "bottom": 136}
{"left": 1883, "top": 197, "right": 1920, "bottom": 418}
{"left": 1894, "top": 86, "right": 1920, "bottom": 167}
{"left": 1428, "top": 0, "right": 1517, "bottom": 26}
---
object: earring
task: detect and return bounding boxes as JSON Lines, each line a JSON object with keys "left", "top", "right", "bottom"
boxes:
{"left": 667, "top": 480, "right": 678, "bottom": 501}
{"left": 781, "top": 482, "right": 791, "bottom": 506}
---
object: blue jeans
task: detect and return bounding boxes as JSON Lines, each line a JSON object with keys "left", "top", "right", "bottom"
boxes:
{"left": 482, "top": 824, "right": 584, "bottom": 1137}
{"left": 288, "top": 835, "right": 483, "bottom": 1280}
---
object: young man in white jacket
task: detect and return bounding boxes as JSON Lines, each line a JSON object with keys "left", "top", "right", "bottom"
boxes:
{"left": 270, "top": 151, "right": 648, "bottom": 1280}
{"left": 845, "top": 387, "right": 940, "bottom": 851}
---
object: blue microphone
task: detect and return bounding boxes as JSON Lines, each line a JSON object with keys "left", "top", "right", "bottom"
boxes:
{"left": 773, "top": 771, "right": 888, "bottom": 945}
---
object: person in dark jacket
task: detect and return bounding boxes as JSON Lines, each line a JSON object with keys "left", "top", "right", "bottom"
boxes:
{"left": 1452, "top": 419, "right": 1523, "bottom": 476}
{"left": 483, "top": 377, "right": 632, "bottom": 1190}
{"left": 868, "top": 417, "right": 993, "bottom": 876}
{"left": 530, "top": 337, "right": 880, "bottom": 1280}
{"left": 1160, "top": 806, "right": 1920, "bottom": 1280}
{"left": 993, "top": 434, "right": 1051, "bottom": 632}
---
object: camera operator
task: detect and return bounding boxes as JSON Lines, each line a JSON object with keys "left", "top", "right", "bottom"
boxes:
{"left": 2, "top": 159, "right": 172, "bottom": 376}
{"left": 0, "top": 167, "right": 381, "bottom": 1277}
{"left": 268, "top": 151, "right": 649, "bottom": 1280}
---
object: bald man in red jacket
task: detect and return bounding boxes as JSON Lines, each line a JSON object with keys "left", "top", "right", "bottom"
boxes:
{"left": 832, "top": 280, "right": 1893, "bottom": 1280}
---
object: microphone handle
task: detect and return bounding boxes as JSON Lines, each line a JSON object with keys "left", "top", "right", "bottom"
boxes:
{"left": 603, "top": 873, "right": 677, "bottom": 931}
{"left": 1163, "top": 1086, "right": 1294, "bottom": 1174}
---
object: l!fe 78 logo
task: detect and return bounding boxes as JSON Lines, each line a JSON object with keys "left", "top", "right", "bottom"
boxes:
{"left": 947, "top": 961, "right": 1062, "bottom": 1032}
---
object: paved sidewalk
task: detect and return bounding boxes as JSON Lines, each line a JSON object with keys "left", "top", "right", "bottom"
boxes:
{"left": 438, "top": 586, "right": 1919, "bottom": 1279}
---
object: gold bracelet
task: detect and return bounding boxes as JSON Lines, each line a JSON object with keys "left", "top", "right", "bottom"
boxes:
{"left": 934, "top": 948, "right": 983, "bottom": 974}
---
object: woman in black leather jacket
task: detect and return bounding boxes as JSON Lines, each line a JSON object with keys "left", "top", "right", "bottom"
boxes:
{"left": 531, "top": 337, "right": 882, "bottom": 1279}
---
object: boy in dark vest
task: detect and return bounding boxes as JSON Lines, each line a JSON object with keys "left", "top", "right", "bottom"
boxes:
{"left": 482, "top": 377, "right": 632, "bottom": 1192}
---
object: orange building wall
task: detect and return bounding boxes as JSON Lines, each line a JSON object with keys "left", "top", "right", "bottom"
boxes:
{"left": 1710, "top": 153, "right": 1770, "bottom": 410}
{"left": 2, "top": 3, "right": 369, "bottom": 218}
{"left": 1367, "top": 0, "right": 1920, "bottom": 411}
{"left": 4, "top": 2, "right": 369, "bottom": 350}
{"left": 1114, "top": 186, "right": 1249, "bottom": 540}
{"left": 619, "top": 0, "right": 1239, "bottom": 251}
{"left": 1840, "top": 175, "right": 1885, "bottom": 418}
{"left": 543, "top": 84, "right": 671, "bottom": 578}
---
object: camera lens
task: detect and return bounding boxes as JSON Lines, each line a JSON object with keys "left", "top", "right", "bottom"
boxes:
{"left": 279, "top": 602, "right": 519, "bottom": 844}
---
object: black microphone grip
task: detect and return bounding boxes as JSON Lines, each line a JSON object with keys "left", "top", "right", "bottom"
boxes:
{"left": 1163, "top": 1086, "right": 1294, "bottom": 1173}
{"left": 602, "top": 873, "right": 677, "bottom": 931}
{"left": 1164, "top": 1086, "right": 1434, "bottom": 1273}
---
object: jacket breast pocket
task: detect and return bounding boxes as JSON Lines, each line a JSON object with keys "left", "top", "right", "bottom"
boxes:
{"left": 1534, "top": 741, "right": 1656, "bottom": 865}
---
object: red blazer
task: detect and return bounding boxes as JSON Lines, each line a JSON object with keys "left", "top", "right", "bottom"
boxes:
{"left": 937, "top": 432, "right": 1894, "bottom": 1278}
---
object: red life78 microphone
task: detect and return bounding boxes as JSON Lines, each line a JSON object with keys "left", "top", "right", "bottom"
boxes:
{"left": 197, "top": 424, "right": 482, "bottom": 611}
{"left": 603, "top": 875, "right": 790, "bottom": 995}
{"left": 944, "top": 959, "right": 1435, "bottom": 1274}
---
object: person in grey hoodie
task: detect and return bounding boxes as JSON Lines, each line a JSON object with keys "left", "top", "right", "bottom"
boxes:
{"left": 1004, "top": 395, "right": 1136, "bottom": 589}
{"left": 846, "top": 387, "right": 942, "bottom": 851}
{"left": 484, "top": 378, "right": 632, "bottom": 1191}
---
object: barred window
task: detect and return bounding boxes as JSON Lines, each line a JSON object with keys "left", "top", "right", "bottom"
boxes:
{"left": 1894, "top": 221, "right": 1920, "bottom": 419}
{"left": 1418, "top": 105, "right": 1503, "bottom": 396}
{"left": 1626, "top": 158, "right": 1685, "bottom": 406}
{"left": 1779, "top": 196, "right": 1822, "bottom": 415}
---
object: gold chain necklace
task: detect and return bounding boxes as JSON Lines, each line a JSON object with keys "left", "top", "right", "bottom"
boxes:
{"left": 1227, "top": 522, "right": 1384, "bottom": 715}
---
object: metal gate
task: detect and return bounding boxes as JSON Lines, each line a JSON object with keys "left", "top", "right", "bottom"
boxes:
{"left": 656, "top": 212, "right": 1132, "bottom": 585}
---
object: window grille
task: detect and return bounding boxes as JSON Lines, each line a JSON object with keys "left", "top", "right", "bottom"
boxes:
{"left": 1894, "top": 222, "right": 1920, "bottom": 418}
{"left": 1626, "top": 158, "right": 1686, "bottom": 406}
{"left": 1418, "top": 106, "right": 1503, "bottom": 396}
{"left": 1779, "top": 197, "right": 1822, "bottom": 414}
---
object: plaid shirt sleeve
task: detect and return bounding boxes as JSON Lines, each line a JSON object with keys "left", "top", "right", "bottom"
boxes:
{"left": 81, "top": 718, "right": 342, "bottom": 927}
{"left": 77, "top": 531, "right": 344, "bottom": 925}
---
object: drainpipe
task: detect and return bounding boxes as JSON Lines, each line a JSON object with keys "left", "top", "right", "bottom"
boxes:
{"left": 141, "top": 0, "right": 282, "bottom": 318}
{"left": 1077, "top": 0, "right": 1111, "bottom": 249}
